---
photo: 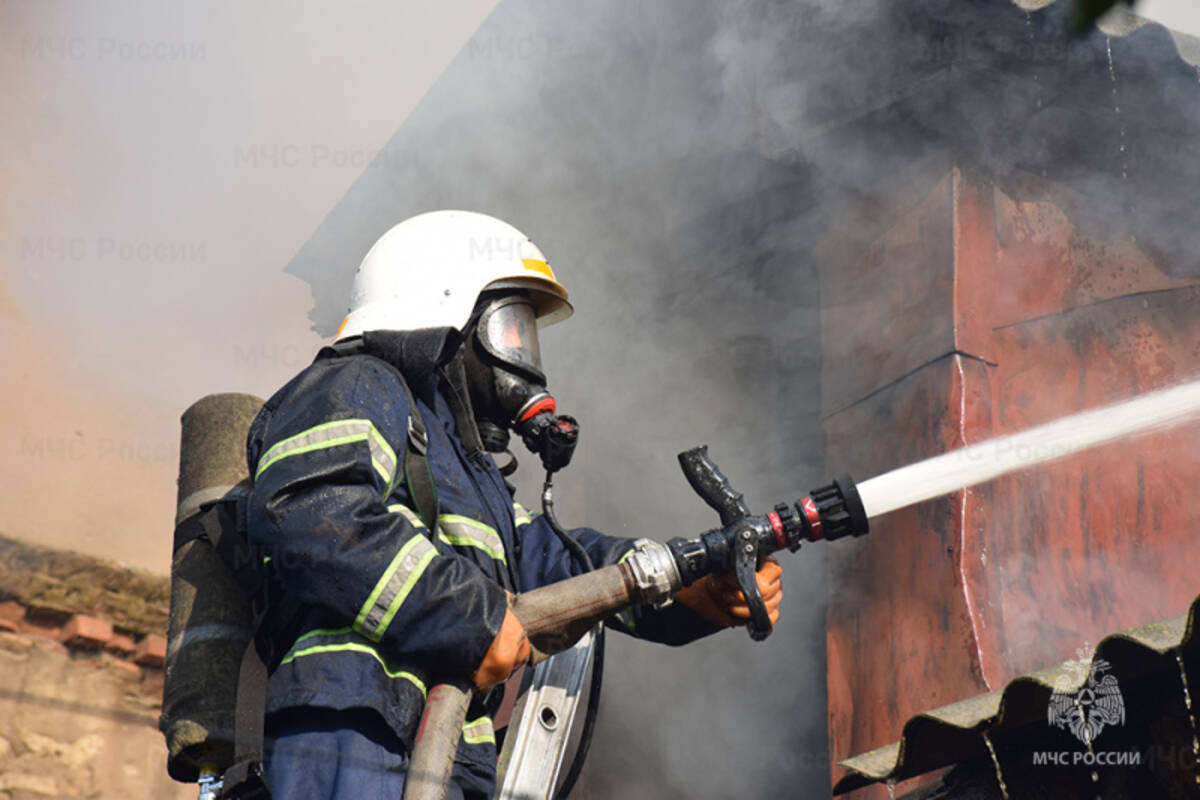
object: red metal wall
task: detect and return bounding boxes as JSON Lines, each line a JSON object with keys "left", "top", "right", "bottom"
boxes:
{"left": 822, "top": 168, "right": 1200, "bottom": 797}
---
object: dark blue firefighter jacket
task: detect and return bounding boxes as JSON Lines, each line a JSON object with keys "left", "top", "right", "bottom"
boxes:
{"left": 245, "top": 331, "right": 717, "bottom": 795}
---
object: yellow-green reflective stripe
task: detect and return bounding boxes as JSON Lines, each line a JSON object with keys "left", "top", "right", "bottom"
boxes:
{"left": 278, "top": 641, "right": 426, "bottom": 696}
{"left": 291, "top": 626, "right": 353, "bottom": 646}
{"left": 438, "top": 515, "right": 506, "bottom": 563}
{"left": 386, "top": 503, "right": 427, "bottom": 529}
{"left": 617, "top": 548, "right": 636, "bottom": 565}
{"left": 437, "top": 531, "right": 506, "bottom": 563}
{"left": 462, "top": 716, "right": 495, "bottom": 745}
{"left": 356, "top": 535, "right": 438, "bottom": 641}
{"left": 513, "top": 502, "right": 532, "bottom": 527}
{"left": 256, "top": 419, "right": 397, "bottom": 494}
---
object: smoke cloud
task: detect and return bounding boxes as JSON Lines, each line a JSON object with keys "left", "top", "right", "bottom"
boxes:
{"left": 5, "top": 0, "right": 1200, "bottom": 796}
{"left": 0, "top": 1, "right": 497, "bottom": 568}
{"left": 283, "top": 1, "right": 1200, "bottom": 796}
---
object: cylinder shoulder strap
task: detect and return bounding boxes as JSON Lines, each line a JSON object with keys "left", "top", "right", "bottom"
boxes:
{"left": 397, "top": 376, "right": 439, "bottom": 531}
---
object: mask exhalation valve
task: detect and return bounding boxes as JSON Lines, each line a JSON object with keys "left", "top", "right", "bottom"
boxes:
{"left": 515, "top": 395, "right": 579, "bottom": 474}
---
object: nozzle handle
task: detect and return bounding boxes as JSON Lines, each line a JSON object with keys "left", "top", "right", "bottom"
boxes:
{"left": 732, "top": 523, "right": 774, "bottom": 641}
{"left": 678, "top": 446, "right": 752, "bottom": 527}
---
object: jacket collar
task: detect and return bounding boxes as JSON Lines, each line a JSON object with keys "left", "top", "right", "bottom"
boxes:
{"left": 316, "top": 328, "right": 486, "bottom": 461}
{"left": 318, "top": 328, "right": 461, "bottom": 397}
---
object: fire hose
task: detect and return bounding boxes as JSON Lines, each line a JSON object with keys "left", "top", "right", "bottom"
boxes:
{"left": 402, "top": 446, "right": 869, "bottom": 799}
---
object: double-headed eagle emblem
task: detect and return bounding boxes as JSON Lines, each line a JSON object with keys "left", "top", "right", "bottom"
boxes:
{"left": 1047, "top": 658, "right": 1125, "bottom": 745}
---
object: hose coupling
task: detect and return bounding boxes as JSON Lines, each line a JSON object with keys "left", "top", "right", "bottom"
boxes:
{"left": 625, "top": 539, "right": 682, "bottom": 609}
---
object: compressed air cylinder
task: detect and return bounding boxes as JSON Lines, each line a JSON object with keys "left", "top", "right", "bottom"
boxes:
{"left": 161, "top": 393, "right": 263, "bottom": 783}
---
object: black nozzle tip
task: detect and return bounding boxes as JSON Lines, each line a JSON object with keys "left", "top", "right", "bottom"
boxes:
{"left": 833, "top": 474, "right": 869, "bottom": 537}
{"left": 808, "top": 473, "right": 870, "bottom": 541}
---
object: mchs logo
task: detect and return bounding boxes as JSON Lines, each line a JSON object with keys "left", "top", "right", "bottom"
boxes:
{"left": 1047, "top": 657, "right": 1126, "bottom": 745}
{"left": 1033, "top": 656, "right": 1139, "bottom": 768}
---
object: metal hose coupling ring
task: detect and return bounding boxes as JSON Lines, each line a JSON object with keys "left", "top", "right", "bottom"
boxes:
{"left": 626, "top": 539, "right": 683, "bottom": 609}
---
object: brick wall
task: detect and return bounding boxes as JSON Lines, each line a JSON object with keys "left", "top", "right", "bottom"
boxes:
{"left": 0, "top": 533, "right": 188, "bottom": 799}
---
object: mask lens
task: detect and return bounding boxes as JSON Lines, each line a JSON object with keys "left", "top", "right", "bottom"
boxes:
{"left": 482, "top": 300, "right": 542, "bottom": 372}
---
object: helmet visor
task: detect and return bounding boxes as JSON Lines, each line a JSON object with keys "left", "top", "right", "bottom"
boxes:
{"left": 479, "top": 298, "right": 542, "bottom": 375}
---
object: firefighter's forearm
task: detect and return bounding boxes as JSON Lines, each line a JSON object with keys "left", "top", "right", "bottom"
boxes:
{"left": 511, "top": 562, "right": 635, "bottom": 653}
{"left": 510, "top": 539, "right": 681, "bottom": 653}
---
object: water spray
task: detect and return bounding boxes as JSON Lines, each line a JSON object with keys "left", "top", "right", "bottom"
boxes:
{"left": 856, "top": 379, "right": 1200, "bottom": 520}
{"left": 678, "top": 379, "right": 1200, "bottom": 641}
{"left": 405, "top": 379, "right": 1200, "bottom": 799}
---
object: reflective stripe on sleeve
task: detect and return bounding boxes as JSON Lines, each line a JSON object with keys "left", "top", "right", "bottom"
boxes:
{"left": 438, "top": 514, "right": 507, "bottom": 563}
{"left": 462, "top": 716, "right": 495, "bottom": 745}
{"left": 255, "top": 419, "right": 398, "bottom": 495}
{"left": 279, "top": 627, "right": 426, "bottom": 695}
{"left": 386, "top": 503, "right": 427, "bottom": 529}
{"left": 512, "top": 502, "right": 532, "bottom": 527}
{"left": 354, "top": 534, "right": 438, "bottom": 641}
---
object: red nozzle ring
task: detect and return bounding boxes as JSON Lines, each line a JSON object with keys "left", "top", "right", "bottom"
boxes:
{"left": 800, "top": 496, "right": 824, "bottom": 541}
{"left": 766, "top": 510, "right": 787, "bottom": 551}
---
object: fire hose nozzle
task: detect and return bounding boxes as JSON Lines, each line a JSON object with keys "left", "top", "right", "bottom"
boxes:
{"left": 673, "top": 447, "right": 871, "bottom": 639}
{"left": 796, "top": 473, "right": 868, "bottom": 542}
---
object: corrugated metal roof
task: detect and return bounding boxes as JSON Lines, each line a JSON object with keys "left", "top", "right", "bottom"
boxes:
{"left": 1021, "top": 0, "right": 1200, "bottom": 64}
{"left": 833, "top": 597, "right": 1200, "bottom": 794}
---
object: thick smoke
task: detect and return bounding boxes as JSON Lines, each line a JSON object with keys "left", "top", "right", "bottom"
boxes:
{"left": 286, "top": 2, "right": 862, "bottom": 795}
{"left": 0, "top": 0, "right": 496, "bottom": 570}
{"left": 4, "top": 0, "right": 1199, "bottom": 796}
{"left": 283, "top": 1, "right": 1200, "bottom": 796}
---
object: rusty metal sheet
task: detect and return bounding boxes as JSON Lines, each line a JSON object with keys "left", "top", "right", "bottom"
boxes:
{"left": 823, "top": 167, "right": 1200, "bottom": 800}
{"left": 825, "top": 355, "right": 995, "bottom": 795}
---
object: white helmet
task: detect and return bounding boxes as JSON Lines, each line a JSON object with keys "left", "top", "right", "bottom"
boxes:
{"left": 336, "top": 210, "right": 572, "bottom": 341}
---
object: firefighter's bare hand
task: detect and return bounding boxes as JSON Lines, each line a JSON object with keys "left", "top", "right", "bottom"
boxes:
{"left": 472, "top": 597, "right": 530, "bottom": 691}
{"left": 675, "top": 556, "right": 783, "bottom": 628}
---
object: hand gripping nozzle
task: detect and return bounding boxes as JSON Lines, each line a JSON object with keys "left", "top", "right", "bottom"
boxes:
{"left": 673, "top": 446, "right": 776, "bottom": 640}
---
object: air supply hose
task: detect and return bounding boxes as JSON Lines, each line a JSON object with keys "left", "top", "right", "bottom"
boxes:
{"left": 541, "top": 471, "right": 604, "bottom": 800}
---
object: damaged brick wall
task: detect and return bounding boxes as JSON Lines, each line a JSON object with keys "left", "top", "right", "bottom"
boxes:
{"left": 0, "top": 533, "right": 187, "bottom": 799}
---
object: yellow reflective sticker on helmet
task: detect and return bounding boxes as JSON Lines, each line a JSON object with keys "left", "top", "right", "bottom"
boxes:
{"left": 521, "top": 258, "right": 555, "bottom": 279}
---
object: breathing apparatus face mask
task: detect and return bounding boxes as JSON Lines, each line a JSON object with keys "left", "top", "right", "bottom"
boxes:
{"left": 464, "top": 294, "right": 578, "bottom": 473}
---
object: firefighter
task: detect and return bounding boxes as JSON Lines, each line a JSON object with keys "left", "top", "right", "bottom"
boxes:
{"left": 245, "top": 210, "right": 784, "bottom": 798}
